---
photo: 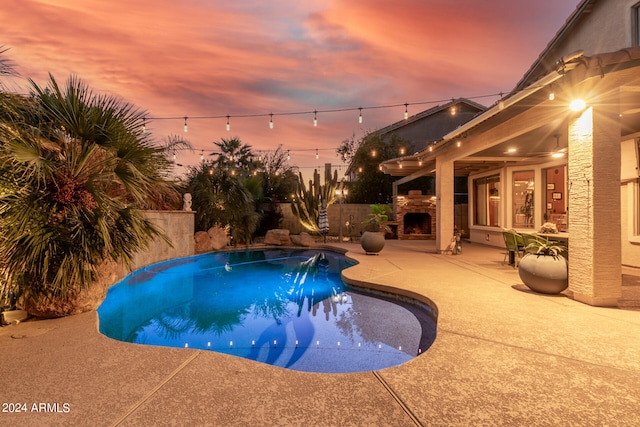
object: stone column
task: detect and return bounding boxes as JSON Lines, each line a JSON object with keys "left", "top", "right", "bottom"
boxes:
{"left": 436, "top": 156, "right": 455, "bottom": 253}
{"left": 567, "top": 99, "right": 622, "bottom": 306}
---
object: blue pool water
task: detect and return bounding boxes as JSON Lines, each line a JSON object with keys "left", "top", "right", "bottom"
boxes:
{"left": 97, "top": 248, "right": 436, "bottom": 373}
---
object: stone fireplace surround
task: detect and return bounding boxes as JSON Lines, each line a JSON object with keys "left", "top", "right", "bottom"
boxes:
{"left": 393, "top": 191, "right": 437, "bottom": 240}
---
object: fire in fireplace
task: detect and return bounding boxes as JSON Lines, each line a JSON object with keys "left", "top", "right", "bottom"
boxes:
{"left": 403, "top": 212, "right": 432, "bottom": 235}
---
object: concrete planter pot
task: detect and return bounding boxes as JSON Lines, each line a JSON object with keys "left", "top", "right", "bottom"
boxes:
{"left": 360, "top": 231, "right": 385, "bottom": 254}
{"left": 518, "top": 253, "right": 568, "bottom": 294}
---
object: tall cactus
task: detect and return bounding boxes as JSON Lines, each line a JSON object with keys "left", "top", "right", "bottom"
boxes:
{"left": 290, "top": 168, "right": 340, "bottom": 233}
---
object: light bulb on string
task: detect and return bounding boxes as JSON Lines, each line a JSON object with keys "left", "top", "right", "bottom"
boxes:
{"left": 450, "top": 99, "right": 457, "bottom": 116}
{"left": 226, "top": 115, "right": 230, "bottom": 131}
{"left": 313, "top": 110, "right": 318, "bottom": 127}
{"left": 404, "top": 103, "right": 409, "bottom": 120}
{"left": 498, "top": 92, "right": 504, "bottom": 110}
{"left": 183, "top": 116, "right": 188, "bottom": 133}
{"left": 200, "top": 150, "right": 204, "bottom": 162}
{"left": 142, "top": 117, "right": 146, "bottom": 133}
{"left": 269, "top": 113, "right": 274, "bottom": 129}
{"left": 287, "top": 150, "right": 291, "bottom": 160}
{"left": 358, "top": 107, "right": 363, "bottom": 124}
{"left": 548, "top": 85, "right": 555, "bottom": 101}
{"left": 315, "top": 149, "right": 319, "bottom": 160}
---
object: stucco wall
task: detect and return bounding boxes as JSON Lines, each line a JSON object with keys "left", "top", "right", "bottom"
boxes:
{"left": 280, "top": 203, "right": 385, "bottom": 238}
{"left": 556, "top": 1, "right": 633, "bottom": 57}
{"left": 128, "top": 210, "right": 195, "bottom": 273}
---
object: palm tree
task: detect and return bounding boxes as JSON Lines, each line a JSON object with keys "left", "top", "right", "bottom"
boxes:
{"left": 0, "top": 46, "right": 20, "bottom": 93}
{"left": 0, "top": 74, "right": 179, "bottom": 315}
{"left": 187, "top": 161, "right": 259, "bottom": 245}
{"left": 210, "top": 137, "right": 258, "bottom": 178}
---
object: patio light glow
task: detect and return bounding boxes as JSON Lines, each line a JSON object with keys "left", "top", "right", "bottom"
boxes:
{"left": 569, "top": 99, "right": 586, "bottom": 111}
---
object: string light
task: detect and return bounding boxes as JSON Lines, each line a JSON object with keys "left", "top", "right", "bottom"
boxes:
{"left": 226, "top": 115, "right": 230, "bottom": 131}
{"left": 450, "top": 99, "right": 457, "bottom": 116}
{"left": 142, "top": 117, "right": 146, "bottom": 133}
{"left": 548, "top": 85, "right": 555, "bottom": 101}
{"left": 287, "top": 150, "right": 291, "bottom": 160}
{"left": 269, "top": 113, "right": 274, "bottom": 129}
{"left": 149, "top": 91, "right": 528, "bottom": 135}
{"left": 498, "top": 92, "right": 505, "bottom": 110}
{"left": 200, "top": 150, "right": 204, "bottom": 161}
{"left": 315, "top": 149, "right": 319, "bottom": 160}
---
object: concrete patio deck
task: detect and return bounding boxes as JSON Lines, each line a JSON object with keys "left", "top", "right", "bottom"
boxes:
{"left": 2, "top": 240, "right": 639, "bottom": 426}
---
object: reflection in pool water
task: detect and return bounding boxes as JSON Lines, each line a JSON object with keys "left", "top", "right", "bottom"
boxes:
{"left": 98, "top": 248, "right": 436, "bottom": 373}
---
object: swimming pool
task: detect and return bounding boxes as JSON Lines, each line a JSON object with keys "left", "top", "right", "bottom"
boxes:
{"left": 97, "top": 248, "right": 436, "bottom": 373}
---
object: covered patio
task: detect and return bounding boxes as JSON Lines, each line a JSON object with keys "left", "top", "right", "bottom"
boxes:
{"left": 381, "top": 47, "right": 640, "bottom": 307}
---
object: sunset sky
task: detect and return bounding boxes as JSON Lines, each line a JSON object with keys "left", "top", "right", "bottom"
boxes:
{"left": 2, "top": 0, "right": 580, "bottom": 179}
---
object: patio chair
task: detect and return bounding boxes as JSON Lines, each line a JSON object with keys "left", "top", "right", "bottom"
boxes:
{"left": 521, "top": 233, "right": 546, "bottom": 253}
{"left": 502, "top": 230, "right": 525, "bottom": 267}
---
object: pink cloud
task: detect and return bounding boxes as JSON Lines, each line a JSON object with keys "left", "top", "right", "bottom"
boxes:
{"left": 1, "top": 0, "right": 580, "bottom": 176}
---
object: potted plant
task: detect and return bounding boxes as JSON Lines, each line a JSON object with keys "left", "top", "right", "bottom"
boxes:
{"left": 518, "top": 237, "right": 568, "bottom": 294}
{"left": 360, "top": 204, "right": 391, "bottom": 254}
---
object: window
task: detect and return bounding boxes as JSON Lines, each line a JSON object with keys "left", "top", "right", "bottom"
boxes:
{"left": 634, "top": 2, "right": 640, "bottom": 46}
{"left": 512, "top": 171, "right": 535, "bottom": 228}
{"left": 543, "top": 166, "right": 568, "bottom": 232}
{"left": 474, "top": 174, "right": 500, "bottom": 227}
{"left": 630, "top": 179, "right": 640, "bottom": 239}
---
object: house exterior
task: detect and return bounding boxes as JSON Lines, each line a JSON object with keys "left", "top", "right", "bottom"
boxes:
{"left": 380, "top": 0, "right": 640, "bottom": 307}
{"left": 345, "top": 98, "right": 485, "bottom": 181}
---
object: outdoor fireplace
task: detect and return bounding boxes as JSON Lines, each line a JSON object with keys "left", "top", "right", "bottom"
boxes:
{"left": 403, "top": 212, "right": 432, "bottom": 235}
{"left": 393, "top": 191, "right": 436, "bottom": 240}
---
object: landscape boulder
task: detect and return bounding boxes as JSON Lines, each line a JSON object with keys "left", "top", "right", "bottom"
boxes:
{"left": 194, "top": 226, "right": 229, "bottom": 253}
{"left": 264, "top": 229, "right": 292, "bottom": 246}
{"left": 19, "top": 259, "right": 124, "bottom": 318}
{"left": 290, "top": 232, "right": 315, "bottom": 247}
